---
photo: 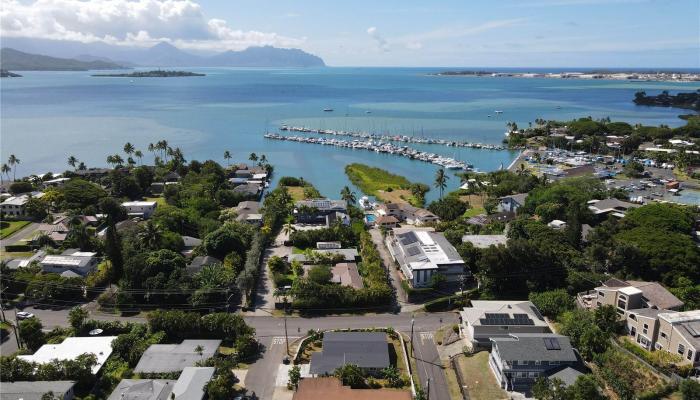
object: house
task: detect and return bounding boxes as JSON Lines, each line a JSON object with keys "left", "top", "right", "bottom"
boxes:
{"left": 316, "top": 241, "right": 341, "bottom": 250}
{"left": 234, "top": 201, "right": 262, "bottom": 225}
{"left": 461, "top": 234, "right": 508, "bottom": 249}
{"left": 34, "top": 220, "right": 71, "bottom": 244}
{"left": 294, "top": 199, "right": 347, "bottom": 224}
{"left": 577, "top": 279, "right": 684, "bottom": 315}
{"left": 97, "top": 218, "right": 139, "bottom": 238}
{"left": 43, "top": 177, "right": 71, "bottom": 188}
{"left": 625, "top": 309, "right": 700, "bottom": 366}
{"left": 164, "top": 171, "right": 181, "bottom": 182}
{"left": 186, "top": 256, "right": 222, "bottom": 275}
{"left": 288, "top": 249, "right": 359, "bottom": 264}
{"left": 489, "top": 333, "right": 580, "bottom": 394}
{"left": 460, "top": 300, "right": 551, "bottom": 348}
{"left": 376, "top": 203, "right": 439, "bottom": 226}
{"left": 293, "top": 377, "right": 411, "bottom": 400}
{"left": 468, "top": 211, "right": 517, "bottom": 226}
{"left": 39, "top": 249, "right": 99, "bottom": 276}
{"left": 309, "top": 332, "right": 390, "bottom": 376}
{"left": 106, "top": 367, "right": 215, "bottom": 400}
{"left": 181, "top": 236, "right": 202, "bottom": 257}
{"left": 18, "top": 336, "right": 117, "bottom": 374}
{"left": 386, "top": 228, "right": 468, "bottom": 288}
{"left": 71, "top": 168, "right": 111, "bottom": 178}
{"left": 0, "top": 191, "right": 44, "bottom": 217}
{"left": 232, "top": 183, "right": 263, "bottom": 199}
{"left": 5, "top": 250, "right": 46, "bottom": 270}
{"left": 498, "top": 193, "right": 528, "bottom": 213}
{"left": 134, "top": 340, "right": 221, "bottom": 373}
{"left": 587, "top": 198, "right": 641, "bottom": 218}
{"left": 547, "top": 220, "right": 567, "bottom": 230}
{"left": 375, "top": 215, "right": 399, "bottom": 229}
{"left": 330, "top": 263, "right": 364, "bottom": 289}
{"left": 121, "top": 201, "right": 158, "bottom": 219}
{"left": 0, "top": 381, "right": 76, "bottom": 400}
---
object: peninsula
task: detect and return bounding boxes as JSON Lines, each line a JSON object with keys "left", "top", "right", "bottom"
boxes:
{"left": 91, "top": 70, "right": 205, "bottom": 77}
{"left": 0, "top": 69, "right": 22, "bottom": 77}
{"left": 434, "top": 69, "right": 700, "bottom": 82}
{"left": 634, "top": 90, "right": 700, "bottom": 112}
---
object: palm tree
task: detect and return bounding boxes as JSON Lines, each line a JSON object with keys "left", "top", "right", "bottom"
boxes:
{"left": 516, "top": 163, "right": 529, "bottom": 176}
{"left": 78, "top": 162, "right": 87, "bottom": 171}
{"left": 8, "top": 154, "right": 20, "bottom": 181}
{"left": 223, "top": 150, "right": 232, "bottom": 166}
{"left": 67, "top": 156, "right": 78, "bottom": 170}
{"left": 148, "top": 143, "right": 156, "bottom": 159}
{"left": 340, "top": 186, "right": 357, "bottom": 205}
{"left": 113, "top": 154, "right": 124, "bottom": 167}
{"left": 249, "top": 153, "right": 258, "bottom": 162}
{"left": 434, "top": 168, "right": 449, "bottom": 199}
{"left": 194, "top": 344, "right": 204, "bottom": 361}
{"left": 1, "top": 163, "right": 11, "bottom": 184}
{"left": 123, "top": 142, "right": 135, "bottom": 157}
{"left": 106, "top": 155, "right": 116, "bottom": 168}
{"left": 127, "top": 157, "right": 136, "bottom": 168}
{"left": 259, "top": 154, "right": 267, "bottom": 166}
{"left": 282, "top": 217, "right": 296, "bottom": 238}
{"left": 134, "top": 150, "right": 143, "bottom": 165}
{"left": 137, "top": 221, "right": 163, "bottom": 249}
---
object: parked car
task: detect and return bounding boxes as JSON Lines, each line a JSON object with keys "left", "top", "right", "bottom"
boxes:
{"left": 16, "top": 311, "right": 34, "bottom": 320}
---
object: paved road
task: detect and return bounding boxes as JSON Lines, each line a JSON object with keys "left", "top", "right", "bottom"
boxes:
{"left": 1, "top": 222, "right": 39, "bottom": 247}
{"left": 413, "top": 330, "right": 450, "bottom": 400}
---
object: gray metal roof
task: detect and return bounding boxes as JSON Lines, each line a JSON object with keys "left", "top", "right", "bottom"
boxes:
{"left": 546, "top": 366, "right": 584, "bottom": 387}
{"left": 186, "top": 256, "right": 222, "bottom": 275}
{"left": 106, "top": 379, "right": 175, "bottom": 400}
{"left": 170, "top": 367, "right": 215, "bottom": 400}
{"left": 295, "top": 198, "right": 347, "bottom": 211}
{"left": 134, "top": 340, "right": 221, "bottom": 373}
{"left": 0, "top": 381, "right": 75, "bottom": 400}
{"left": 309, "top": 332, "right": 390, "bottom": 375}
{"left": 491, "top": 334, "right": 577, "bottom": 362}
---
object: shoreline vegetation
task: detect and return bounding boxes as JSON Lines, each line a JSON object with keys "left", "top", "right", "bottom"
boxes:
{"left": 344, "top": 163, "right": 429, "bottom": 206}
{"left": 0, "top": 69, "right": 22, "bottom": 78}
{"left": 433, "top": 70, "right": 700, "bottom": 82}
{"left": 634, "top": 90, "right": 700, "bottom": 112}
{"left": 91, "top": 70, "right": 205, "bottom": 78}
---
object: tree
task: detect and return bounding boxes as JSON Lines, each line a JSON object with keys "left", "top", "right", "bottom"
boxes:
{"left": 528, "top": 289, "right": 574, "bottom": 319}
{"left": 19, "top": 317, "right": 46, "bottom": 351}
{"left": 282, "top": 217, "right": 296, "bottom": 238}
{"left": 63, "top": 179, "right": 107, "bottom": 210}
{"left": 578, "top": 325, "right": 609, "bottom": 360}
{"left": 334, "top": 364, "right": 365, "bottom": 388}
{"left": 134, "top": 150, "right": 143, "bottom": 165}
{"left": 288, "top": 365, "right": 301, "bottom": 389}
{"left": 67, "top": 155, "right": 78, "bottom": 170}
{"left": 223, "top": 150, "right": 232, "bottom": 166}
{"left": 434, "top": 168, "right": 449, "bottom": 198}
{"left": 427, "top": 196, "right": 468, "bottom": 221}
{"left": 568, "top": 375, "right": 604, "bottom": 400}
{"left": 340, "top": 186, "right": 357, "bottom": 205}
{"left": 123, "top": 142, "right": 135, "bottom": 157}
{"left": 249, "top": 153, "right": 258, "bottom": 162}
{"left": 68, "top": 306, "right": 89, "bottom": 332}
{"left": 234, "top": 334, "right": 258, "bottom": 359}
{"left": 8, "top": 154, "right": 20, "bottom": 181}
{"left": 138, "top": 220, "right": 164, "bottom": 250}
{"left": 100, "top": 197, "right": 125, "bottom": 280}
{"left": 532, "top": 377, "right": 567, "bottom": 400}
{"left": 680, "top": 379, "right": 700, "bottom": 400}
{"left": 308, "top": 265, "right": 332, "bottom": 284}
{"left": 9, "top": 181, "right": 32, "bottom": 195}
{"left": 623, "top": 160, "right": 644, "bottom": 178}
{"left": 0, "top": 163, "right": 10, "bottom": 183}
{"left": 593, "top": 305, "right": 619, "bottom": 334}
{"left": 381, "top": 365, "right": 404, "bottom": 388}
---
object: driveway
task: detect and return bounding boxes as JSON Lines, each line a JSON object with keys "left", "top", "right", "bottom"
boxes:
{"left": 368, "top": 228, "right": 419, "bottom": 312}
{"left": 1, "top": 222, "right": 39, "bottom": 247}
{"left": 251, "top": 230, "right": 292, "bottom": 315}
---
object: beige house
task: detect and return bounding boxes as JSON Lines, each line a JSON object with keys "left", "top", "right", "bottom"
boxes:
{"left": 577, "top": 278, "right": 684, "bottom": 316}
{"left": 376, "top": 202, "right": 439, "bottom": 225}
{"left": 625, "top": 309, "right": 700, "bottom": 367}
{"left": 460, "top": 300, "right": 551, "bottom": 348}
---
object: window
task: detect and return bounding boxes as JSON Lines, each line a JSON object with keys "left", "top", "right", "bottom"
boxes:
{"left": 518, "top": 372, "right": 527, "bottom": 378}
{"left": 687, "top": 350, "right": 693, "bottom": 361}
{"left": 596, "top": 301, "right": 602, "bottom": 307}
{"left": 660, "top": 332, "right": 667, "bottom": 339}
{"left": 655, "top": 343, "right": 662, "bottom": 350}
{"left": 550, "top": 361, "right": 559, "bottom": 366}
{"left": 598, "top": 291, "right": 605, "bottom": 297}
{"left": 678, "top": 344, "right": 685, "bottom": 355}
{"left": 643, "top": 323, "right": 648, "bottom": 335}
{"left": 617, "top": 299, "right": 627, "bottom": 309}
{"left": 528, "top": 372, "right": 537, "bottom": 378}
{"left": 518, "top": 360, "right": 528, "bottom": 366}
{"left": 629, "top": 314, "right": 636, "bottom": 320}
{"left": 534, "top": 360, "right": 541, "bottom": 366}
{"left": 619, "top": 294, "right": 627, "bottom": 301}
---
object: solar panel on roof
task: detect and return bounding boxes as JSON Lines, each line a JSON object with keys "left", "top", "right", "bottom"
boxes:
{"left": 685, "top": 323, "right": 700, "bottom": 337}
{"left": 399, "top": 231, "right": 419, "bottom": 245}
{"left": 543, "top": 338, "right": 561, "bottom": 350}
{"left": 405, "top": 246, "right": 422, "bottom": 257}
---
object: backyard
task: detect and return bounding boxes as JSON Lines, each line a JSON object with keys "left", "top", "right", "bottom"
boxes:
{"left": 455, "top": 351, "right": 508, "bottom": 400}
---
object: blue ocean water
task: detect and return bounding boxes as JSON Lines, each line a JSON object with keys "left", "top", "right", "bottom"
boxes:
{"left": 1, "top": 67, "right": 697, "bottom": 201}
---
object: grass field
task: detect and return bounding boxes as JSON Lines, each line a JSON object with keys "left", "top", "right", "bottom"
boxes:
{"left": 286, "top": 186, "right": 306, "bottom": 201}
{"left": 456, "top": 352, "right": 508, "bottom": 400}
{"left": 345, "top": 163, "right": 422, "bottom": 205}
{"left": 0, "top": 220, "right": 31, "bottom": 239}
{"left": 144, "top": 196, "right": 167, "bottom": 206}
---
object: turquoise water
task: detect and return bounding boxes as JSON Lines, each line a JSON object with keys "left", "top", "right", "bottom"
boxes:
{"left": 1, "top": 67, "right": 697, "bottom": 202}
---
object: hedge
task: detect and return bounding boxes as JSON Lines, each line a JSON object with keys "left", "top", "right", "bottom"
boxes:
{"left": 4, "top": 244, "right": 32, "bottom": 252}
{"left": 423, "top": 295, "right": 468, "bottom": 312}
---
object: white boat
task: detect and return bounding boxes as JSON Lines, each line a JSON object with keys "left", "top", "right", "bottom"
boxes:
{"left": 494, "top": 110, "right": 503, "bottom": 114}
{"left": 358, "top": 196, "right": 373, "bottom": 210}
{"left": 323, "top": 108, "right": 334, "bottom": 112}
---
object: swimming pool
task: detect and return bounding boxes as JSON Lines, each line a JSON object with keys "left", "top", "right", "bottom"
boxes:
{"left": 365, "top": 214, "right": 376, "bottom": 223}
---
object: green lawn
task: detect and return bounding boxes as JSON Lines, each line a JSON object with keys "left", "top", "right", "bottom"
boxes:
{"left": 0, "top": 220, "right": 31, "bottom": 239}
{"left": 463, "top": 207, "right": 485, "bottom": 218}
{"left": 144, "top": 196, "right": 167, "bottom": 206}
{"left": 345, "top": 163, "right": 412, "bottom": 195}
{"left": 456, "top": 352, "right": 508, "bottom": 400}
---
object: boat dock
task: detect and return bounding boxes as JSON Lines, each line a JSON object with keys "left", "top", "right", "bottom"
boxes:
{"left": 264, "top": 133, "right": 473, "bottom": 170}
{"left": 279, "top": 125, "right": 509, "bottom": 151}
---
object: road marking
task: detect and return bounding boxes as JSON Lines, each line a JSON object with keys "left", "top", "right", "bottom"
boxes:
{"left": 420, "top": 332, "right": 434, "bottom": 344}
{"left": 271, "top": 336, "right": 299, "bottom": 345}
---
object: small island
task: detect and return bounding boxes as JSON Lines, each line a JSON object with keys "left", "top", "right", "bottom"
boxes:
{"left": 91, "top": 70, "right": 205, "bottom": 78}
{"left": 634, "top": 90, "right": 700, "bottom": 112}
{"left": 1, "top": 69, "right": 22, "bottom": 78}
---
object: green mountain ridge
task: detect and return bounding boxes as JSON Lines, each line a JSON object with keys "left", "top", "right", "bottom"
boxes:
{"left": 0, "top": 48, "right": 126, "bottom": 71}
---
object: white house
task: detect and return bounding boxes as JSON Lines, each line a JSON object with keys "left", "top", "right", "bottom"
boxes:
{"left": 18, "top": 336, "right": 117, "bottom": 374}
{"left": 40, "top": 249, "right": 99, "bottom": 276}
{"left": 122, "top": 201, "right": 158, "bottom": 218}
{"left": 0, "top": 191, "right": 44, "bottom": 217}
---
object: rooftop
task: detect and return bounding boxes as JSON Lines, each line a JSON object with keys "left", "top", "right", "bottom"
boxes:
{"left": 330, "top": 263, "right": 364, "bottom": 289}
{"left": 491, "top": 333, "right": 577, "bottom": 363}
{"left": 461, "top": 300, "right": 548, "bottom": 328}
{"left": 122, "top": 201, "right": 158, "bottom": 207}
{"left": 295, "top": 198, "right": 347, "bottom": 211}
{"left": 309, "top": 332, "right": 390, "bottom": 375}
{"left": 134, "top": 340, "right": 221, "bottom": 373}
{"left": 461, "top": 234, "right": 508, "bottom": 248}
{"left": 18, "top": 336, "right": 116, "bottom": 374}
{"left": 0, "top": 381, "right": 76, "bottom": 400}
{"left": 394, "top": 230, "right": 463, "bottom": 270}
{"left": 293, "top": 377, "right": 411, "bottom": 400}
{"left": 626, "top": 280, "right": 684, "bottom": 310}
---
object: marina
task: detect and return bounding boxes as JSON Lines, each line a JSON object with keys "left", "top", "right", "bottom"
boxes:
{"left": 264, "top": 132, "right": 474, "bottom": 170}
{"left": 279, "top": 125, "right": 510, "bottom": 151}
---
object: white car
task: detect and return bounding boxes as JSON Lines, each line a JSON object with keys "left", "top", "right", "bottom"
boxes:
{"left": 16, "top": 311, "right": 34, "bottom": 320}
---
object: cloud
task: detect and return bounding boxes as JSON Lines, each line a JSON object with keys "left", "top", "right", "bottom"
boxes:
{"left": 0, "top": 0, "right": 304, "bottom": 51}
{"left": 367, "top": 26, "right": 390, "bottom": 52}
{"left": 398, "top": 19, "right": 526, "bottom": 43}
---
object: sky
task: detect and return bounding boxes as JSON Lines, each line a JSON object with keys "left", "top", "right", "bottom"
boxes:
{"left": 2, "top": 0, "right": 699, "bottom": 67}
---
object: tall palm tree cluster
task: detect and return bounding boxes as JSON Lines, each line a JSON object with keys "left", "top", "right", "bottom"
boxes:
{"left": 1, "top": 154, "right": 20, "bottom": 183}
{"left": 434, "top": 168, "right": 449, "bottom": 198}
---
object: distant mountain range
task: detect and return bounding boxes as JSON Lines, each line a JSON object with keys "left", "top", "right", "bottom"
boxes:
{"left": 0, "top": 38, "right": 325, "bottom": 69}
{"left": 1, "top": 48, "right": 125, "bottom": 71}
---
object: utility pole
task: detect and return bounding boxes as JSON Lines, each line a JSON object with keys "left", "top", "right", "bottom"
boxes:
{"left": 283, "top": 302, "right": 290, "bottom": 355}
{"left": 426, "top": 377, "right": 431, "bottom": 400}
{"left": 410, "top": 317, "right": 415, "bottom": 356}
{"left": 13, "top": 309, "right": 22, "bottom": 349}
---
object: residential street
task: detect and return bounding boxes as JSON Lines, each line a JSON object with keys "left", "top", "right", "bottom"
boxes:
{"left": 412, "top": 329, "right": 450, "bottom": 400}
{"left": 1, "top": 222, "right": 39, "bottom": 247}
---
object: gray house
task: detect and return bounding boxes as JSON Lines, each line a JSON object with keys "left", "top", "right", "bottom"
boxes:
{"left": 134, "top": 340, "right": 221, "bottom": 373}
{"left": 107, "top": 367, "right": 215, "bottom": 400}
{"left": 489, "top": 333, "right": 580, "bottom": 394}
{"left": 497, "top": 193, "right": 528, "bottom": 213}
{"left": 294, "top": 199, "right": 347, "bottom": 224}
{"left": 310, "top": 332, "right": 390, "bottom": 376}
{"left": 0, "top": 381, "right": 76, "bottom": 400}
